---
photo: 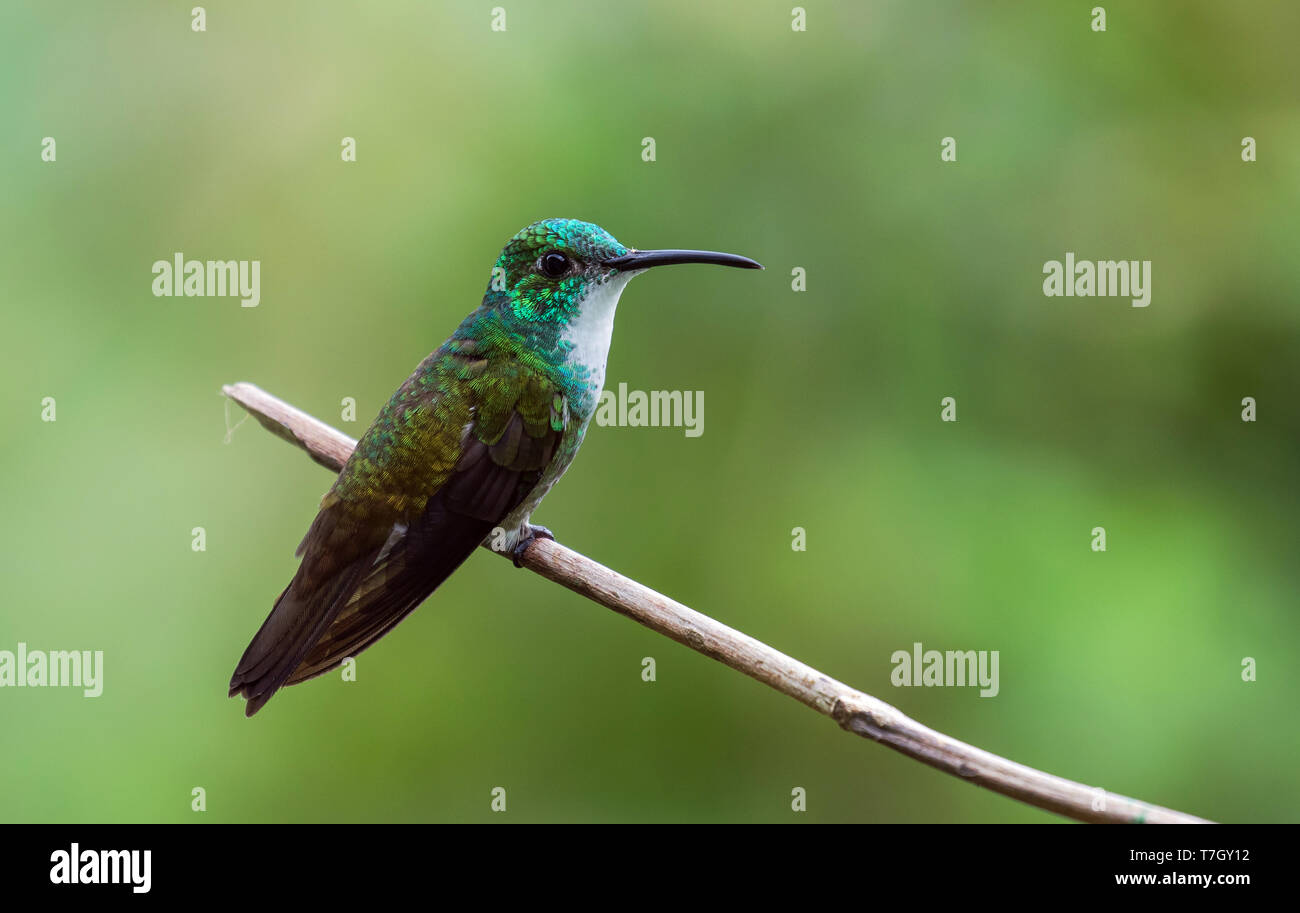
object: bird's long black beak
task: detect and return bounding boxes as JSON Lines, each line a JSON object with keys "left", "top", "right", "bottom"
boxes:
{"left": 604, "top": 249, "right": 764, "bottom": 271}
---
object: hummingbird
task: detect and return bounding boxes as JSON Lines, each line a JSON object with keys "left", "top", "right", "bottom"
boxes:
{"left": 229, "top": 218, "right": 762, "bottom": 715}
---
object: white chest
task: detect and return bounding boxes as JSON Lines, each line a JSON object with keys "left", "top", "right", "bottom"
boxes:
{"left": 559, "top": 272, "right": 635, "bottom": 396}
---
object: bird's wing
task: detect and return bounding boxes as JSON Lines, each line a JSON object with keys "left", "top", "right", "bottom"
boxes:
{"left": 229, "top": 346, "right": 566, "bottom": 715}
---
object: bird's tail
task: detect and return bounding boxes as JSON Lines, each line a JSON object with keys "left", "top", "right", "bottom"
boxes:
{"left": 227, "top": 559, "right": 367, "bottom": 717}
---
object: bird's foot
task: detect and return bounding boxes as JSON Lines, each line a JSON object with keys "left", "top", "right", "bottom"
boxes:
{"left": 511, "top": 524, "right": 555, "bottom": 568}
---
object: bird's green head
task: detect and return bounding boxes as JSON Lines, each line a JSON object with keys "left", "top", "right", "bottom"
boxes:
{"left": 485, "top": 218, "right": 762, "bottom": 329}
{"left": 488, "top": 219, "right": 629, "bottom": 324}
{"left": 472, "top": 218, "right": 761, "bottom": 410}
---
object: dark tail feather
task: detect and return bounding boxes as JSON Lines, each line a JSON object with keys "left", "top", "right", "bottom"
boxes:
{"left": 228, "top": 560, "right": 367, "bottom": 716}
{"left": 284, "top": 507, "right": 494, "bottom": 685}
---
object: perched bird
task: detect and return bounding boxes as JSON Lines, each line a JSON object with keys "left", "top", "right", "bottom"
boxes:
{"left": 229, "top": 218, "right": 762, "bottom": 715}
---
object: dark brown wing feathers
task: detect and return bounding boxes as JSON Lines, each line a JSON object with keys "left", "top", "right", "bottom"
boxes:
{"left": 229, "top": 410, "right": 561, "bottom": 716}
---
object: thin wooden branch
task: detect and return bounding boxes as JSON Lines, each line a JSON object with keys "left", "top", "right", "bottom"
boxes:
{"left": 222, "top": 381, "right": 1212, "bottom": 824}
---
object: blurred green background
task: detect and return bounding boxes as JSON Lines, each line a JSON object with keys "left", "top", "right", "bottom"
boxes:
{"left": 1, "top": 1, "right": 1296, "bottom": 823}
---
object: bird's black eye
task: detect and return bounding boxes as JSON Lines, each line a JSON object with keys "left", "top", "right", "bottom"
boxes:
{"left": 539, "top": 252, "right": 571, "bottom": 278}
